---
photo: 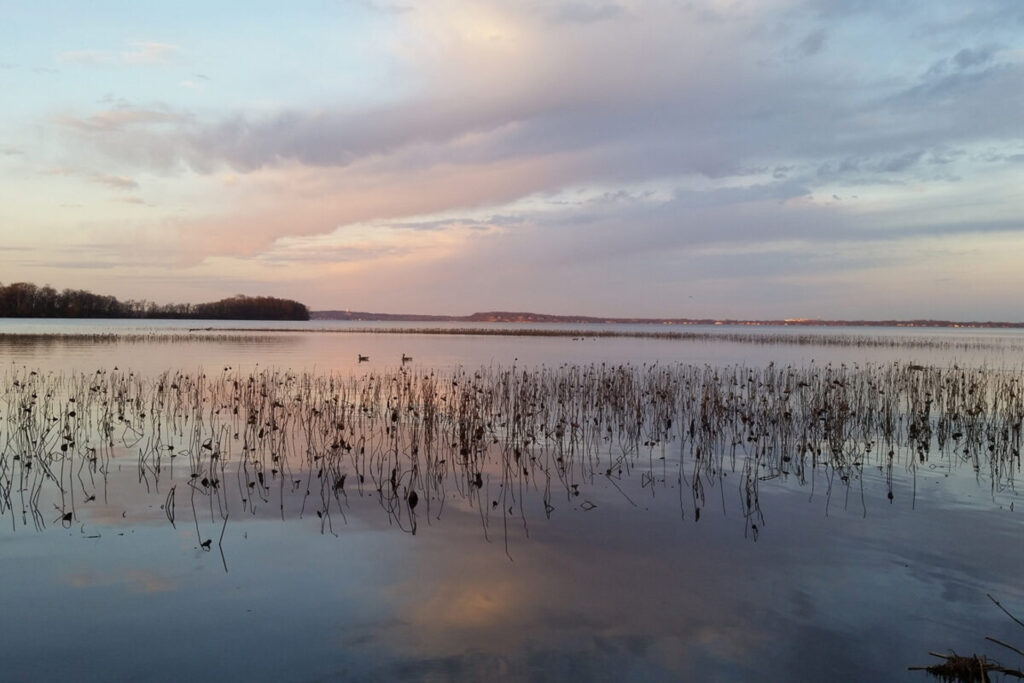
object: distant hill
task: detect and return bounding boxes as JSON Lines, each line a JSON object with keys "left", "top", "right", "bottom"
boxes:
{"left": 312, "top": 310, "right": 1024, "bottom": 329}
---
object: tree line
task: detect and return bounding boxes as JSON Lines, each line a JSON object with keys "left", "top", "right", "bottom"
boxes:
{"left": 0, "top": 282, "right": 309, "bottom": 320}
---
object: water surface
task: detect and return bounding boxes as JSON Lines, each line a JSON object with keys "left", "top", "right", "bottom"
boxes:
{"left": 1, "top": 319, "right": 1022, "bottom": 682}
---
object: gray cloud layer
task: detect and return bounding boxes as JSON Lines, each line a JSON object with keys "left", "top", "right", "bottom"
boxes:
{"left": 59, "top": 3, "right": 1023, "bottom": 184}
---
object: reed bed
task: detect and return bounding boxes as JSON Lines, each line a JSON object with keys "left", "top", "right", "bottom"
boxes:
{"left": 0, "top": 361, "right": 1021, "bottom": 548}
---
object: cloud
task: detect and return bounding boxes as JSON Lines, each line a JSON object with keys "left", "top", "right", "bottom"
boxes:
{"left": 57, "top": 107, "right": 190, "bottom": 133}
{"left": 386, "top": 214, "right": 524, "bottom": 232}
{"left": 122, "top": 41, "right": 180, "bottom": 64}
{"left": 545, "top": 3, "right": 628, "bottom": 24}
{"left": 38, "top": 166, "right": 139, "bottom": 192}
{"left": 41, "top": 166, "right": 76, "bottom": 176}
{"left": 25, "top": 0, "right": 1024, "bottom": 319}
{"left": 113, "top": 196, "right": 151, "bottom": 206}
{"left": 92, "top": 174, "right": 139, "bottom": 190}
{"left": 812, "top": 150, "right": 929, "bottom": 180}
{"left": 258, "top": 243, "right": 410, "bottom": 264}
{"left": 798, "top": 28, "right": 826, "bottom": 56}
{"left": 953, "top": 45, "right": 998, "bottom": 69}
{"left": 878, "top": 150, "right": 925, "bottom": 173}
{"left": 51, "top": 4, "right": 749, "bottom": 175}
{"left": 158, "top": 153, "right": 569, "bottom": 260}
{"left": 57, "top": 4, "right": 1022, "bottom": 198}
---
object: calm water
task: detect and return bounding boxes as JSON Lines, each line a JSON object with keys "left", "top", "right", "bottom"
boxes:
{"left": 2, "top": 319, "right": 1024, "bottom": 682}
{"left": 4, "top": 318, "right": 1024, "bottom": 372}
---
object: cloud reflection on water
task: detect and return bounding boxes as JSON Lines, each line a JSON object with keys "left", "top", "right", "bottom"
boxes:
{"left": 4, "top": 327, "right": 1024, "bottom": 681}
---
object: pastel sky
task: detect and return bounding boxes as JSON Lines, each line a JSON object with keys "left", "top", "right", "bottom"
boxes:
{"left": 2, "top": 1, "right": 1023, "bottom": 318}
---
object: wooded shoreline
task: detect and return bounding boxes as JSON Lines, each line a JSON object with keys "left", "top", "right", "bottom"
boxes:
{"left": 0, "top": 282, "right": 309, "bottom": 320}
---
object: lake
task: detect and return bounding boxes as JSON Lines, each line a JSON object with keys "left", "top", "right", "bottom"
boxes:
{"left": 2, "top": 320, "right": 1023, "bottom": 682}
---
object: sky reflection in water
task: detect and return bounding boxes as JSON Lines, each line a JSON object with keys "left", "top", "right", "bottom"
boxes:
{"left": 2, "top": 322, "right": 1024, "bottom": 682}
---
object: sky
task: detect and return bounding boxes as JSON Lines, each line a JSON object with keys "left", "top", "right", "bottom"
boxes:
{"left": 1, "top": 0, "right": 1023, "bottom": 319}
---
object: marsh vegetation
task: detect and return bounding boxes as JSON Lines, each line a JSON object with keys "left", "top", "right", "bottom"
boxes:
{"left": 3, "top": 359, "right": 1022, "bottom": 547}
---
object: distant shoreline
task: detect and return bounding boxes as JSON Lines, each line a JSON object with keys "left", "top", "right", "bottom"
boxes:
{"left": 311, "top": 310, "right": 1024, "bottom": 329}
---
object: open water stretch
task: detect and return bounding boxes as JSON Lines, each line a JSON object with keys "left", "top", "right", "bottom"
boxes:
{"left": 2, "top": 320, "right": 1024, "bottom": 682}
